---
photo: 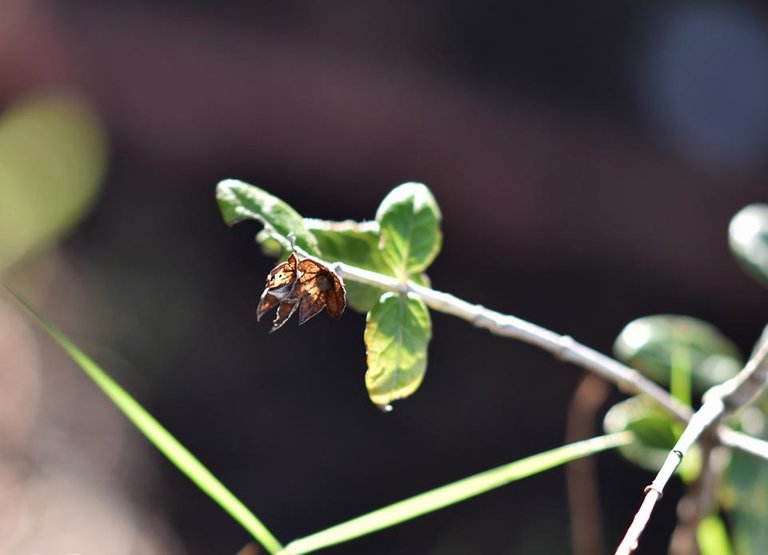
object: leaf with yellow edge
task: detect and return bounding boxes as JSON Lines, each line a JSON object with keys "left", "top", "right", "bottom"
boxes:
{"left": 364, "top": 292, "right": 431, "bottom": 407}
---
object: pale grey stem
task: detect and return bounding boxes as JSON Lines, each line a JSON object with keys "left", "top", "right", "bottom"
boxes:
{"left": 615, "top": 337, "right": 768, "bottom": 555}
{"left": 717, "top": 427, "right": 768, "bottom": 459}
{"left": 263, "top": 231, "right": 768, "bottom": 461}
{"left": 711, "top": 339, "right": 768, "bottom": 411}
{"left": 337, "top": 262, "right": 695, "bottom": 420}
{"left": 615, "top": 400, "right": 724, "bottom": 555}
{"left": 669, "top": 437, "right": 724, "bottom": 555}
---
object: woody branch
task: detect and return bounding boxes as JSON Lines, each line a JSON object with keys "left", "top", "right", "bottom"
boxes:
{"left": 266, "top": 229, "right": 768, "bottom": 463}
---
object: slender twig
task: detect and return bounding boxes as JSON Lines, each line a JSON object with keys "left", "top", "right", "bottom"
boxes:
{"left": 712, "top": 337, "right": 768, "bottom": 410}
{"left": 668, "top": 433, "right": 725, "bottom": 555}
{"left": 717, "top": 427, "right": 768, "bottom": 459}
{"left": 615, "top": 340, "right": 768, "bottom": 555}
{"left": 262, "top": 231, "right": 768, "bottom": 462}
{"left": 338, "top": 260, "right": 768, "bottom": 460}
{"left": 337, "top": 262, "right": 695, "bottom": 417}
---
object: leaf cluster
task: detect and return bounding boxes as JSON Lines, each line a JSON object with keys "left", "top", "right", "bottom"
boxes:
{"left": 217, "top": 179, "right": 441, "bottom": 408}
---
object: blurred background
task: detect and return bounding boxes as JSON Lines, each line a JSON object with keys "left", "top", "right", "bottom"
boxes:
{"left": 1, "top": 0, "right": 767, "bottom": 553}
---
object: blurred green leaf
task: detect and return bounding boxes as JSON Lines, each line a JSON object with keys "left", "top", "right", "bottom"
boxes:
{"left": 729, "top": 204, "right": 768, "bottom": 287}
{"left": 0, "top": 95, "right": 107, "bottom": 273}
{"left": 282, "top": 432, "right": 633, "bottom": 554}
{"left": 216, "top": 179, "right": 319, "bottom": 255}
{"left": 375, "top": 182, "right": 442, "bottom": 278}
{"left": 344, "top": 281, "right": 389, "bottom": 315}
{"left": 614, "top": 315, "right": 742, "bottom": 395}
{"left": 723, "top": 446, "right": 768, "bottom": 555}
{"left": 6, "top": 287, "right": 283, "bottom": 554}
{"left": 364, "top": 292, "right": 431, "bottom": 407}
{"left": 697, "top": 514, "right": 734, "bottom": 555}
{"left": 256, "top": 229, "right": 284, "bottom": 258}
{"left": 604, "top": 396, "right": 684, "bottom": 471}
{"left": 670, "top": 346, "right": 692, "bottom": 408}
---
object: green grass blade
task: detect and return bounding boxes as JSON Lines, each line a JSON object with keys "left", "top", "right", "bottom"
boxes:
{"left": 6, "top": 286, "right": 283, "bottom": 554}
{"left": 282, "top": 431, "right": 633, "bottom": 554}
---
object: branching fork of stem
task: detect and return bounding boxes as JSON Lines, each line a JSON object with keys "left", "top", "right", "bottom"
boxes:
{"left": 615, "top": 338, "right": 768, "bottom": 554}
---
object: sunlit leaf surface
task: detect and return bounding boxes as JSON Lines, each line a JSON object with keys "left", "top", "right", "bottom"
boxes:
{"left": 375, "top": 182, "right": 442, "bottom": 278}
{"left": 216, "top": 179, "right": 319, "bottom": 255}
{"left": 364, "top": 292, "right": 431, "bottom": 407}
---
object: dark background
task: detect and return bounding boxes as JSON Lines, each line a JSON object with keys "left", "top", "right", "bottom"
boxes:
{"left": 2, "top": 0, "right": 768, "bottom": 553}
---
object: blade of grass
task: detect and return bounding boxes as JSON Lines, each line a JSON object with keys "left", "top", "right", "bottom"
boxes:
{"left": 6, "top": 286, "right": 283, "bottom": 554}
{"left": 281, "top": 431, "right": 633, "bottom": 554}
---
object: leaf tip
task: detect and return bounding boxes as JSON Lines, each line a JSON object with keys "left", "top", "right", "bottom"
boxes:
{"left": 216, "top": 178, "right": 241, "bottom": 192}
{"left": 375, "top": 182, "right": 440, "bottom": 221}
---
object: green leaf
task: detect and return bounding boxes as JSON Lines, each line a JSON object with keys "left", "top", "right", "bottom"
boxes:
{"left": 729, "top": 204, "right": 768, "bottom": 287}
{"left": 6, "top": 286, "right": 283, "bottom": 555}
{"left": 723, "top": 446, "right": 768, "bottom": 555}
{"left": 697, "top": 515, "right": 734, "bottom": 555}
{"left": 256, "top": 229, "right": 284, "bottom": 258}
{"left": 604, "top": 396, "right": 701, "bottom": 478}
{"left": 0, "top": 95, "right": 107, "bottom": 273}
{"left": 614, "top": 315, "right": 742, "bottom": 395}
{"left": 375, "top": 182, "right": 442, "bottom": 278}
{"left": 364, "top": 292, "right": 431, "bottom": 407}
{"left": 300, "top": 219, "right": 436, "bottom": 313}
{"left": 304, "top": 219, "right": 390, "bottom": 313}
{"left": 280, "top": 432, "right": 632, "bottom": 554}
{"left": 304, "top": 220, "right": 384, "bottom": 268}
{"left": 343, "top": 283, "right": 387, "bottom": 315}
{"left": 216, "top": 179, "right": 319, "bottom": 255}
{"left": 603, "top": 397, "right": 677, "bottom": 469}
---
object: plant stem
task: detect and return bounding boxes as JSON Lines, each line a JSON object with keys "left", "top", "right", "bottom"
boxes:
{"left": 265, "top": 232, "right": 768, "bottom": 462}
{"left": 668, "top": 433, "right": 725, "bottom": 555}
{"left": 260, "top": 231, "right": 768, "bottom": 554}
{"left": 615, "top": 340, "right": 768, "bottom": 554}
{"left": 337, "top": 261, "right": 695, "bottom": 413}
